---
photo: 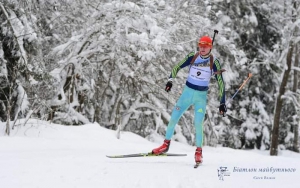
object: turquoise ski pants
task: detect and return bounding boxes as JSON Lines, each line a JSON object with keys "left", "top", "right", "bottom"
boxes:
{"left": 165, "top": 86, "right": 207, "bottom": 147}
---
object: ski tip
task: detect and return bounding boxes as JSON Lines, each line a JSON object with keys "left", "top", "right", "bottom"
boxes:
{"left": 106, "top": 155, "right": 123, "bottom": 158}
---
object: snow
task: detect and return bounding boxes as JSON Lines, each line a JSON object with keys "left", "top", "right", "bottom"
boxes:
{"left": 292, "top": 66, "right": 300, "bottom": 72}
{"left": 248, "top": 9, "right": 258, "bottom": 26}
{"left": 1, "top": 119, "right": 299, "bottom": 188}
{"left": 137, "top": 50, "right": 156, "bottom": 61}
{"left": 0, "top": 50, "right": 8, "bottom": 78}
{"left": 0, "top": 5, "right": 29, "bottom": 65}
{"left": 12, "top": 83, "right": 29, "bottom": 120}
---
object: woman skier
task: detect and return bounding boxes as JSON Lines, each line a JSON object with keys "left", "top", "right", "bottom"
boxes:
{"left": 152, "top": 35, "right": 227, "bottom": 165}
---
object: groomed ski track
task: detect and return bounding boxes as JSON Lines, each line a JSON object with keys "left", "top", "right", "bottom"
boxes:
{"left": 0, "top": 120, "right": 299, "bottom": 188}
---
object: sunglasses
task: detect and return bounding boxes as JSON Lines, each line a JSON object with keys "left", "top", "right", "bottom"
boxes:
{"left": 198, "top": 42, "right": 212, "bottom": 46}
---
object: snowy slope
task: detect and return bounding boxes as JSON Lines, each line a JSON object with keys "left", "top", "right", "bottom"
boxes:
{"left": 0, "top": 120, "right": 300, "bottom": 188}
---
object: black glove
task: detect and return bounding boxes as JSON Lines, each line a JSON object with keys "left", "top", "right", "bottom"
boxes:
{"left": 219, "top": 103, "right": 227, "bottom": 117}
{"left": 165, "top": 81, "right": 172, "bottom": 92}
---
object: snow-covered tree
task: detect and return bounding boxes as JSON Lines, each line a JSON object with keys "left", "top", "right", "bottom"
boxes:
{"left": 0, "top": 0, "right": 299, "bottom": 154}
{"left": 270, "top": 0, "right": 300, "bottom": 155}
{"left": 0, "top": 1, "right": 36, "bottom": 134}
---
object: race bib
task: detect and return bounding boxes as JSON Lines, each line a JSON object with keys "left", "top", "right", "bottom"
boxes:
{"left": 188, "top": 66, "right": 211, "bottom": 82}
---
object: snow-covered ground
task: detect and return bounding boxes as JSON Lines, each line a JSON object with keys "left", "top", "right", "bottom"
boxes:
{"left": 1, "top": 120, "right": 299, "bottom": 188}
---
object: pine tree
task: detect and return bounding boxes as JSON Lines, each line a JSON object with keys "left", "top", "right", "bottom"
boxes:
{"left": 270, "top": 0, "right": 299, "bottom": 155}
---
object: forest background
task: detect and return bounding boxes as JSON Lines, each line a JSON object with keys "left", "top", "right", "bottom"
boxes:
{"left": 0, "top": 0, "right": 299, "bottom": 155}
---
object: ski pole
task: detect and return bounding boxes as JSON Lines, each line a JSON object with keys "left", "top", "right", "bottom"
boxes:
{"left": 226, "top": 73, "right": 252, "bottom": 105}
{"left": 212, "top": 30, "right": 219, "bottom": 45}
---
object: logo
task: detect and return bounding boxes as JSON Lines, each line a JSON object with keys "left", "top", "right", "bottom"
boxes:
{"left": 197, "top": 108, "right": 203, "bottom": 113}
{"left": 194, "top": 60, "right": 209, "bottom": 67}
{"left": 218, "top": 167, "right": 231, "bottom": 181}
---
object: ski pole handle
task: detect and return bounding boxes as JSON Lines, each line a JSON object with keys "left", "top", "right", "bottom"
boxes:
{"left": 212, "top": 30, "right": 219, "bottom": 45}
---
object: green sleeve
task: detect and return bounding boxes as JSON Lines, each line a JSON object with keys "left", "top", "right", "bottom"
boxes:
{"left": 169, "top": 52, "right": 195, "bottom": 79}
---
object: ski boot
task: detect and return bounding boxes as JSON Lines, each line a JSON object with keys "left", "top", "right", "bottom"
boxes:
{"left": 152, "top": 139, "right": 171, "bottom": 155}
{"left": 195, "top": 147, "right": 203, "bottom": 164}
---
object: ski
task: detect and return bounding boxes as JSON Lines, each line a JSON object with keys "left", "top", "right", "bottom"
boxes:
{"left": 106, "top": 152, "right": 187, "bottom": 158}
{"left": 194, "top": 162, "right": 201, "bottom": 168}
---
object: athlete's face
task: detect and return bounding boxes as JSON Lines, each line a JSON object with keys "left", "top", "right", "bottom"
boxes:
{"left": 199, "top": 45, "right": 212, "bottom": 56}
